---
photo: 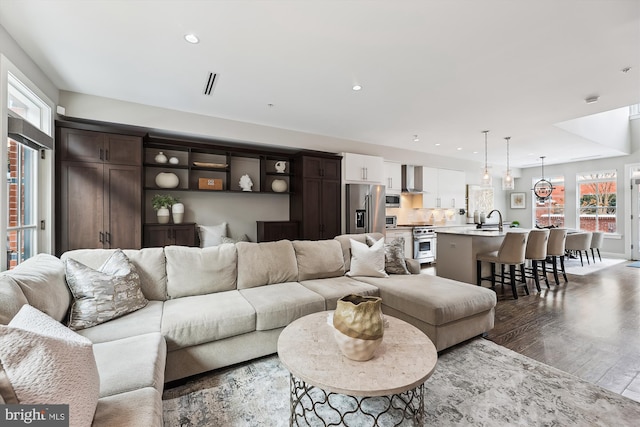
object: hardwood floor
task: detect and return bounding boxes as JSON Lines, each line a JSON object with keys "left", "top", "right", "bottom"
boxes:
{"left": 425, "top": 259, "right": 640, "bottom": 402}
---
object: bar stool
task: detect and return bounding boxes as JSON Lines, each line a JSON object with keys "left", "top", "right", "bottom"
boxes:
{"left": 590, "top": 231, "right": 604, "bottom": 262}
{"left": 546, "top": 228, "right": 568, "bottom": 285}
{"left": 520, "top": 229, "right": 550, "bottom": 292}
{"left": 565, "top": 232, "right": 592, "bottom": 266}
{"left": 477, "top": 231, "right": 529, "bottom": 299}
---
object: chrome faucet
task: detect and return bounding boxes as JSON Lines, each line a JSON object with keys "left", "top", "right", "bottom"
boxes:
{"left": 488, "top": 209, "right": 503, "bottom": 232}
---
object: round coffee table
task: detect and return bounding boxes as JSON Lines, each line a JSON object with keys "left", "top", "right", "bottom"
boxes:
{"left": 277, "top": 311, "right": 437, "bottom": 426}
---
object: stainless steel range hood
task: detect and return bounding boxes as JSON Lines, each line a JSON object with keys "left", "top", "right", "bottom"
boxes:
{"left": 401, "top": 165, "right": 424, "bottom": 193}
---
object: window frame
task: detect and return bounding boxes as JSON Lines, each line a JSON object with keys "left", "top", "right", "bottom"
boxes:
{"left": 576, "top": 170, "right": 617, "bottom": 234}
{"left": 531, "top": 175, "right": 565, "bottom": 228}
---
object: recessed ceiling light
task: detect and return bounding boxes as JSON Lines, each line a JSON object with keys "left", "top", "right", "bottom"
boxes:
{"left": 352, "top": 85, "right": 362, "bottom": 91}
{"left": 435, "top": 143, "right": 441, "bottom": 146}
{"left": 184, "top": 33, "right": 199, "bottom": 44}
{"left": 413, "top": 135, "right": 420, "bottom": 142}
{"left": 457, "top": 147, "right": 462, "bottom": 151}
{"left": 473, "top": 151, "right": 478, "bottom": 154}
{"left": 267, "top": 103, "right": 275, "bottom": 108}
{"left": 622, "top": 67, "right": 632, "bottom": 73}
{"left": 585, "top": 96, "right": 599, "bottom": 104}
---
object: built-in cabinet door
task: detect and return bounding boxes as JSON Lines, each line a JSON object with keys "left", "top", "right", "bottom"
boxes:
{"left": 343, "top": 153, "right": 384, "bottom": 184}
{"left": 59, "top": 128, "right": 106, "bottom": 163}
{"left": 301, "top": 177, "right": 323, "bottom": 240}
{"left": 321, "top": 179, "right": 341, "bottom": 239}
{"left": 384, "top": 161, "right": 402, "bottom": 193}
{"left": 105, "top": 134, "right": 142, "bottom": 165}
{"left": 422, "top": 167, "right": 439, "bottom": 208}
{"left": 104, "top": 164, "right": 142, "bottom": 249}
{"left": 438, "top": 169, "right": 466, "bottom": 209}
{"left": 143, "top": 224, "right": 196, "bottom": 247}
{"left": 60, "top": 162, "right": 105, "bottom": 251}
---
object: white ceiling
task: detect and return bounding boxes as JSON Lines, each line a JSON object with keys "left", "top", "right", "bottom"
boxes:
{"left": 1, "top": 0, "right": 639, "bottom": 168}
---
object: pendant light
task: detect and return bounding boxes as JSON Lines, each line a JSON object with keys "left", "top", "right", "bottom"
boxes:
{"left": 480, "top": 130, "right": 492, "bottom": 188}
{"left": 502, "top": 136, "right": 514, "bottom": 190}
{"left": 533, "top": 156, "right": 554, "bottom": 200}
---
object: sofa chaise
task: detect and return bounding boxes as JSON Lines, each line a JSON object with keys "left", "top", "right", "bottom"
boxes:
{"left": 0, "top": 232, "right": 496, "bottom": 426}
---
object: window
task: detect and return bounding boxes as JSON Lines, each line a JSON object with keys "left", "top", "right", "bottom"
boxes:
{"left": 532, "top": 176, "right": 565, "bottom": 228}
{"left": 5, "top": 72, "right": 51, "bottom": 268}
{"left": 577, "top": 171, "right": 617, "bottom": 233}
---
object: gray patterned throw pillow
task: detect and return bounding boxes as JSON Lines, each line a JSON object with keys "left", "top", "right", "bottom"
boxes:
{"left": 383, "top": 237, "right": 410, "bottom": 275}
{"left": 65, "top": 250, "right": 148, "bottom": 330}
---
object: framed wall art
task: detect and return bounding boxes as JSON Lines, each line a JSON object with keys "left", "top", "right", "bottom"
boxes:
{"left": 510, "top": 192, "right": 526, "bottom": 209}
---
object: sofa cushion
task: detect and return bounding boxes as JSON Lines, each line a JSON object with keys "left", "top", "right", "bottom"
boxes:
{"left": 93, "top": 387, "right": 163, "bottom": 427}
{"left": 0, "top": 275, "right": 27, "bottom": 325}
{"left": 236, "top": 240, "right": 298, "bottom": 289}
{"left": 164, "top": 245, "right": 237, "bottom": 298}
{"left": 239, "top": 282, "right": 325, "bottom": 331}
{"left": 299, "top": 276, "right": 380, "bottom": 310}
{"left": 293, "top": 240, "right": 345, "bottom": 280}
{"left": 0, "top": 305, "right": 99, "bottom": 427}
{"left": 162, "top": 291, "right": 256, "bottom": 351}
{"left": 334, "top": 232, "right": 384, "bottom": 272}
{"left": 75, "top": 300, "right": 163, "bottom": 344}
{"left": 93, "top": 332, "right": 166, "bottom": 398}
{"left": 354, "top": 274, "right": 497, "bottom": 326}
{"left": 65, "top": 250, "right": 149, "bottom": 330}
{"left": 5, "top": 253, "right": 71, "bottom": 322}
{"left": 62, "top": 248, "right": 167, "bottom": 301}
{"left": 346, "top": 237, "right": 388, "bottom": 278}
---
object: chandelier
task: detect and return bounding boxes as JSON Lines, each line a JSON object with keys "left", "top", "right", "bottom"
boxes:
{"left": 502, "top": 136, "right": 514, "bottom": 190}
{"left": 533, "top": 156, "right": 553, "bottom": 200}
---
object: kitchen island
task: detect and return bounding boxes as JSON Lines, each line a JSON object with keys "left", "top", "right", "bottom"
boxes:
{"left": 435, "top": 228, "right": 528, "bottom": 285}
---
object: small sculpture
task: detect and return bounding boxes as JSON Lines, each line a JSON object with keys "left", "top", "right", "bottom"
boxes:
{"left": 239, "top": 174, "right": 253, "bottom": 192}
{"left": 275, "top": 161, "right": 287, "bottom": 173}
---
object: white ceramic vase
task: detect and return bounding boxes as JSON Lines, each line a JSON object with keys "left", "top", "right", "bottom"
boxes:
{"left": 155, "top": 172, "right": 179, "bottom": 188}
{"left": 157, "top": 207, "right": 170, "bottom": 224}
{"left": 155, "top": 152, "right": 168, "bottom": 164}
{"left": 271, "top": 179, "right": 288, "bottom": 193}
{"left": 172, "top": 203, "right": 184, "bottom": 224}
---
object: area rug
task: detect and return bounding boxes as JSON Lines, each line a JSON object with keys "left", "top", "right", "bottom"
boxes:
{"left": 162, "top": 338, "right": 640, "bottom": 426}
{"left": 627, "top": 261, "right": 640, "bottom": 268}
{"left": 563, "top": 257, "right": 626, "bottom": 276}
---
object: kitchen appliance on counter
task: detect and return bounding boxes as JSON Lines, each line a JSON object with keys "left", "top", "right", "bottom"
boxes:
{"left": 413, "top": 226, "right": 436, "bottom": 264}
{"left": 346, "top": 184, "right": 386, "bottom": 234}
{"left": 385, "top": 215, "right": 397, "bottom": 229}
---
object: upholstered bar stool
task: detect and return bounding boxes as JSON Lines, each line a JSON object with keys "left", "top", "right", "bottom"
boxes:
{"left": 565, "top": 232, "right": 592, "bottom": 266}
{"left": 590, "top": 231, "right": 604, "bottom": 262}
{"left": 546, "top": 228, "right": 568, "bottom": 285}
{"left": 520, "top": 229, "right": 550, "bottom": 292}
{"left": 477, "top": 231, "right": 530, "bottom": 299}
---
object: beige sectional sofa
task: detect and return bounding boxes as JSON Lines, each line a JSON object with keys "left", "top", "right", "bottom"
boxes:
{"left": 0, "top": 233, "right": 496, "bottom": 427}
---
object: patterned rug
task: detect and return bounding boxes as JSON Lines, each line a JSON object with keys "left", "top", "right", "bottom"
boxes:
{"left": 162, "top": 338, "right": 640, "bottom": 426}
{"left": 562, "top": 257, "right": 626, "bottom": 276}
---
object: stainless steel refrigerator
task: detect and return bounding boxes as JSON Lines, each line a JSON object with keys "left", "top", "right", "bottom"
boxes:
{"left": 345, "top": 184, "right": 386, "bottom": 234}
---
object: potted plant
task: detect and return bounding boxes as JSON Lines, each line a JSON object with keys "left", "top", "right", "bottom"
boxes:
{"left": 152, "top": 194, "right": 179, "bottom": 224}
{"left": 510, "top": 220, "right": 520, "bottom": 228}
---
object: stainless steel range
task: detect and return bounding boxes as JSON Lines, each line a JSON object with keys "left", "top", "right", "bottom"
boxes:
{"left": 413, "top": 226, "right": 436, "bottom": 264}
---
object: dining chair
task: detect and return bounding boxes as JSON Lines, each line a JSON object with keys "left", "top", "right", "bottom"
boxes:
{"left": 546, "top": 228, "right": 568, "bottom": 285}
{"left": 477, "top": 231, "right": 530, "bottom": 299}
{"left": 565, "top": 232, "right": 593, "bottom": 267}
{"left": 590, "top": 231, "right": 604, "bottom": 262}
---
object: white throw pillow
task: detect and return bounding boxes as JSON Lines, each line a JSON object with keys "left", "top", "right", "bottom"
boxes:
{"left": 347, "top": 237, "right": 388, "bottom": 278}
{"left": 0, "top": 305, "right": 99, "bottom": 427}
{"left": 198, "top": 223, "right": 228, "bottom": 247}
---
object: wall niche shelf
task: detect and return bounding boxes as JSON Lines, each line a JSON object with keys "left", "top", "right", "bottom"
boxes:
{"left": 144, "top": 137, "right": 295, "bottom": 194}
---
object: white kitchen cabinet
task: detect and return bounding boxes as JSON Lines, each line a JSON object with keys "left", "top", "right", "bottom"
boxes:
{"left": 385, "top": 228, "right": 413, "bottom": 259}
{"left": 383, "top": 161, "right": 402, "bottom": 193}
{"left": 422, "top": 168, "right": 465, "bottom": 209}
{"left": 343, "top": 153, "right": 384, "bottom": 184}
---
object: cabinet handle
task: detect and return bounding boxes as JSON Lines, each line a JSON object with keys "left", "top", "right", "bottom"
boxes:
{"left": 99, "top": 231, "right": 104, "bottom": 243}
{"left": 99, "top": 149, "right": 104, "bottom": 160}
{"left": 365, "top": 167, "right": 368, "bottom": 180}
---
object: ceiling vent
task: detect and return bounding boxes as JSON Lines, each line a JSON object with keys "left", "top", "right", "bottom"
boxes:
{"left": 203, "top": 72, "right": 218, "bottom": 96}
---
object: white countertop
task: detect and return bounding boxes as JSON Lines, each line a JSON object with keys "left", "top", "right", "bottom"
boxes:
{"left": 436, "top": 228, "right": 529, "bottom": 237}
